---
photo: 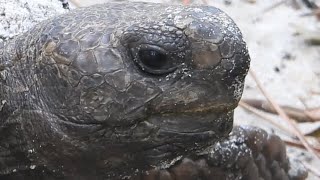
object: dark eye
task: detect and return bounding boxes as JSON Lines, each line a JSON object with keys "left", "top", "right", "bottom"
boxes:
{"left": 130, "top": 44, "right": 178, "bottom": 75}
{"left": 139, "top": 50, "right": 167, "bottom": 69}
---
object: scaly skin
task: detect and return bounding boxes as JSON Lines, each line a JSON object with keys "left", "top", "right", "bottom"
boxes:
{"left": 0, "top": 2, "right": 304, "bottom": 180}
{"left": 133, "top": 126, "right": 307, "bottom": 180}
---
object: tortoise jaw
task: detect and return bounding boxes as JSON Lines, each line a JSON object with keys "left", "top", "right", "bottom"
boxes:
{"left": 147, "top": 110, "right": 234, "bottom": 135}
{"left": 134, "top": 111, "right": 233, "bottom": 165}
{"left": 132, "top": 129, "right": 221, "bottom": 169}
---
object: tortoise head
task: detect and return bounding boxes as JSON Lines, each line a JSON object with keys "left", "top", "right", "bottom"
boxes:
{"left": 1, "top": 2, "right": 250, "bottom": 178}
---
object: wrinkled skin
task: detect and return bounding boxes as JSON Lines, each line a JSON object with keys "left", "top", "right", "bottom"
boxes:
{"left": 133, "top": 126, "right": 307, "bottom": 180}
{"left": 0, "top": 2, "right": 303, "bottom": 180}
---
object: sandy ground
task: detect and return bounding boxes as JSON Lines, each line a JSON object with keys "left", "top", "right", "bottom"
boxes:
{"left": 1, "top": 0, "right": 320, "bottom": 179}
{"left": 0, "top": 0, "right": 67, "bottom": 42}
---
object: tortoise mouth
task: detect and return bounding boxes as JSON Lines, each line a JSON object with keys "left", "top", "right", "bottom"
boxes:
{"left": 147, "top": 110, "right": 233, "bottom": 134}
{"left": 132, "top": 111, "right": 234, "bottom": 168}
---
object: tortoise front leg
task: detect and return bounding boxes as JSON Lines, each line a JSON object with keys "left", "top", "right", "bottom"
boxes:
{"left": 133, "top": 126, "right": 307, "bottom": 180}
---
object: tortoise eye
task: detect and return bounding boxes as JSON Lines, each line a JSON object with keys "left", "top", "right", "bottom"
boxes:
{"left": 130, "top": 44, "right": 177, "bottom": 75}
{"left": 139, "top": 49, "right": 168, "bottom": 70}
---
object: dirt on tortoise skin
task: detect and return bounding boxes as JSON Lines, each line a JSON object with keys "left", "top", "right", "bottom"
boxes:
{"left": 0, "top": 2, "right": 306, "bottom": 180}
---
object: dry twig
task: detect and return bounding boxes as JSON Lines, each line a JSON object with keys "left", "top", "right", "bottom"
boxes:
{"left": 246, "top": 0, "right": 256, "bottom": 4}
{"left": 242, "top": 99, "right": 318, "bottom": 122}
{"left": 249, "top": 69, "right": 320, "bottom": 160}
{"left": 301, "top": 0, "right": 319, "bottom": 9}
{"left": 261, "top": 0, "right": 287, "bottom": 14}
{"left": 239, "top": 101, "right": 295, "bottom": 135}
{"left": 289, "top": 0, "right": 301, "bottom": 9}
{"left": 68, "top": 0, "right": 81, "bottom": 8}
{"left": 284, "top": 139, "right": 320, "bottom": 153}
{"left": 310, "top": 90, "right": 320, "bottom": 95}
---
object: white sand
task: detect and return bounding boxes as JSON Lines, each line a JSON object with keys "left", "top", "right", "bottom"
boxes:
{"left": 0, "top": 0, "right": 67, "bottom": 41}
